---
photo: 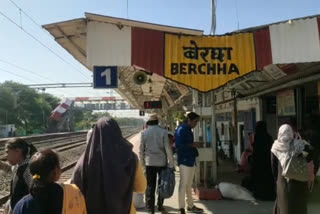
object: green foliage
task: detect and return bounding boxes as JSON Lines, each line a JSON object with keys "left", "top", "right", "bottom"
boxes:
{"left": 172, "top": 111, "right": 186, "bottom": 123}
{"left": 73, "top": 110, "right": 111, "bottom": 130}
{"left": 72, "top": 109, "right": 144, "bottom": 130}
{"left": 115, "top": 117, "right": 144, "bottom": 127}
{"left": 0, "top": 81, "right": 59, "bottom": 134}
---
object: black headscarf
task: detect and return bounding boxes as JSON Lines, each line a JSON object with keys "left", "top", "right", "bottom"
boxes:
{"left": 71, "top": 117, "right": 137, "bottom": 214}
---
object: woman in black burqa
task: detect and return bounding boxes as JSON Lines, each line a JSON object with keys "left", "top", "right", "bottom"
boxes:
{"left": 251, "top": 121, "right": 276, "bottom": 200}
{"left": 71, "top": 117, "right": 137, "bottom": 214}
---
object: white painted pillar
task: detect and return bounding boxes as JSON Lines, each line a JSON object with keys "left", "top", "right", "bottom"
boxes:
{"left": 193, "top": 90, "right": 200, "bottom": 141}
{"left": 192, "top": 89, "right": 201, "bottom": 186}
{"left": 211, "top": 91, "right": 217, "bottom": 183}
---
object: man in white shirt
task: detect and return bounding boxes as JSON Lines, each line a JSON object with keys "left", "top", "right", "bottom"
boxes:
{"left": 139, "top": 114, "right": 174, "bottom": 214}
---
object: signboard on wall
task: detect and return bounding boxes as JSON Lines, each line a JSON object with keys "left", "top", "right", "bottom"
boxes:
{"left": 276, "top": 89, "right": 296, "bottom": 116}
{"left": 164, "top": 33, "right": 256, "bottom": 92}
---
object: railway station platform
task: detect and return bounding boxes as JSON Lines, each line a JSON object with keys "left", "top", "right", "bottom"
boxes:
{"left": 129, "top": 132, "right": 320, "bottom": 214}
{"left": 128, "top": 133, "right": 274, "bottom": 214}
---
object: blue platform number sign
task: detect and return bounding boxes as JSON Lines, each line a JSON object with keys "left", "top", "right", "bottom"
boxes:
{"left": 93, "top": 66, "right": 118, "bottom": 89}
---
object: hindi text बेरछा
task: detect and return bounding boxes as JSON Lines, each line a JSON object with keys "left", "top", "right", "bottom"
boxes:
{"left": 170, "top": 40, "right": 240, "bottom": 75}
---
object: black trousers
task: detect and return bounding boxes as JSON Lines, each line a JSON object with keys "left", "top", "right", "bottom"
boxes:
{"left": 145, "top": 166, "right": 164, "bottom": 210}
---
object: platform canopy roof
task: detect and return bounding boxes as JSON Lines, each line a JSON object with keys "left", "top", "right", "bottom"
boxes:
{"left": 43, "top": 13, "right": 203, "bottom": 113}
{"left": 215, "top": 14, "right": 320, "bottom": 98}
{"left": 44, "top": 13, "right": 320, "bottom": 111}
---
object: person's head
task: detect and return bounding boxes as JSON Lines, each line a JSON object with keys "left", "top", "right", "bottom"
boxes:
{"left": 5, "top": 138, "right": 37, "bottom": 165}
{"left": 146, "top": 114, "right": 159, "bottom": 126}
{"left": 29, "top": 150, "right": 61, "bottom": 213}
{"left": 277, "top": 124, "right": 294, "bottom": 145}
{"left": 93, "top": 117, "right": 125, "bottom": 143}
{"left": 30, "top": 150, "right": 61, "bottom": 189}
{"left": 186, "top": 112, "right": 200, "bottom": 128}
{"left": 255, "top": 121, "right": 267, "bottom": 134}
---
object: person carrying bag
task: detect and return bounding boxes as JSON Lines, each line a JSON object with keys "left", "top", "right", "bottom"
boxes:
{"left": 271, "top": 124, "right": 314, "bottom": 214}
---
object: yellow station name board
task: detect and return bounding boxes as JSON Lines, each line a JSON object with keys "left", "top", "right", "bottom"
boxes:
{"left": 164, "top": 33, "right": 256, "bottom": 92}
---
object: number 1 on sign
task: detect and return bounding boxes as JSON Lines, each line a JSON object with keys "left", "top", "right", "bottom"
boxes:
{"left": 101, "top": 68, "right": 111, "bottom": 85}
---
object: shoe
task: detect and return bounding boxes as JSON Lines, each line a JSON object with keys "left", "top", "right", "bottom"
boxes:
{"left": 158, "top": 205, "right": 165, "bottom": 211}
{"left": 178, "top": 208, "right": 186, "bottom": 214}
{"left": 187, "top": 205, "right": 204, "bottom": 213}
{"left": 146, "top": 207, "right": 155, "bottom": 214}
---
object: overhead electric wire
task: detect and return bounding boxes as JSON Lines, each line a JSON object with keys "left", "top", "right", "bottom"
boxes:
{"left": 0, "top": 58, "right": 56, "bottom": 83}
{"left": 0, "top": 67, "right": 37, "bottom": 83}
{"left": 1, "top": 1, "right": 107, "bottom": 98}
{"left": 0, "top": 64, "right": 78, "bottom": 97}
{"left": 9, "top": 0, "right": 43, "bottom": 28}
{"left": 7, "top": 0, "right": 90, "bottom": 78}
{"left": 0, "top": 9, "right": 90, "bottom": 81}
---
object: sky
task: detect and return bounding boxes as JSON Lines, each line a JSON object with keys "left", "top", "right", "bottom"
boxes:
{"left": 0, "top": 0, "right": 319, "bottom": 98}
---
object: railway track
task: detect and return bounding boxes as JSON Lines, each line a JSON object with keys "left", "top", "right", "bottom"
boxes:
{"left": 58, "top": 131, "right": 138, "bottom": 183}
{"left": 0, "top": 129, "right": 139, "bottom": 209}
{"left": 0, "top": 133, "right": 87, "bottom": 159}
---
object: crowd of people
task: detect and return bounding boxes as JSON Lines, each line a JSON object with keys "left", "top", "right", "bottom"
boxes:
{"left": 0, "top": 112, "right": 202, "bottom": 214}
{"left": 0, "top": 112, "right": 319, "bottom": 214}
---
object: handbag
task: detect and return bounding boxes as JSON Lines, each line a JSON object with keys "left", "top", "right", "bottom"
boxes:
{"left": 282, "top": 139, "right": 309, "bottom": 182}
{"left": 158, "top": 167, "right": 175, "bottom": 198}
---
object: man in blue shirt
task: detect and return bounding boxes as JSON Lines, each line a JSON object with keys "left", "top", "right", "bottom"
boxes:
{"left": 175, "top": 112, "right": 203, "bottom": 214}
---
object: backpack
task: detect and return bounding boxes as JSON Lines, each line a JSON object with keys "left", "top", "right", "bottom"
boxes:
{"left": 158, "top": 167, "right": 175, "bottom": 198}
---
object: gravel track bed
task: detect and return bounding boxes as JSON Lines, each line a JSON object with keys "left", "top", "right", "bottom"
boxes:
{"left": 58, "top": 145, "right": 86, "bottom": 169}
{"left": 0, "top": 172, "right": 11, "bottom": 198}
{"left": 0, "top": 135, "right": 86, "bottom": 155}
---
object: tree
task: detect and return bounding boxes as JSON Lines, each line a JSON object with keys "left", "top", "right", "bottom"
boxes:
{"left": 115, "top": 117, "right": 144, "bottom": 127}
{"left": 0, "top": 81, "right": 59, "bottom": 134}
{"left": 72, "top": 110, "right": 144, "bottom": 130}
{"left": 73, "top": 110, "right": 112, "bottom": 130}
{"left": 0, "top": 86, "right": 15, "bottom": 124}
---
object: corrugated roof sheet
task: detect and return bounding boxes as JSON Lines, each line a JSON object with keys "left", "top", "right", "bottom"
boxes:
{"left": 270, "top": 17, "right": 320, "bottom": 64}
{"left": 131, "top": 28, "right": 164, "bottom": 76}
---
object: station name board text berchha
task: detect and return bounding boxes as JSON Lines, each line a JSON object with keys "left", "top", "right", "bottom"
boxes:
{"left": 171, "top": 40, "right": 239, "bottom": 75}
{"left": 164, "top": 33, "right": 256, "bottom": 92}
